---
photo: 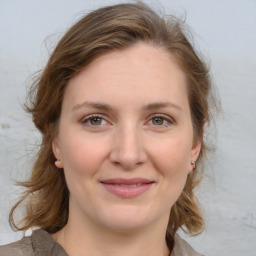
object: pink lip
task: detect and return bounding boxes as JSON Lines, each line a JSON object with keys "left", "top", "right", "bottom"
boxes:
{"left": 100, "top": 178, "right": 155, "bottom": 198}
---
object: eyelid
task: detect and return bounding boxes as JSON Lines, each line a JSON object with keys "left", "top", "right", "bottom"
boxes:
{"left": 147, "top": 113, "right": 175, "bottom": 126}
{"left": 81, "top": 113, "right": 110, "bottom": 127}
{"left": 81, "top": 113, "right": 103, "bottom": 121}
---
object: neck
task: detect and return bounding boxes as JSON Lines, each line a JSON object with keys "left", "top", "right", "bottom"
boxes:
{"left": 52, "top": 208, "right": 170, "bottom": 256}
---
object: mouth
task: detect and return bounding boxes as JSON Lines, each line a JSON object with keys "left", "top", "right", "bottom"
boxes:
{"left": 100, "top": 178, "right": 155, "bottom": 198}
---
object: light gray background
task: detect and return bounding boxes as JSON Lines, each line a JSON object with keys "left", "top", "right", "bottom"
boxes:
{"left": 0, "top": 0, "right": 256, "bottom": 255}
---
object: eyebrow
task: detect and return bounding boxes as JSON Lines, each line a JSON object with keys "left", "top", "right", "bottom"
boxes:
{"left": 142, "top": 102, "right": 182, "bottom": 111}
{"left": 72, "top": 101, "right": 114, "bottom": 112}
{"left": 72, "top": 101, "right": 182, "bottom": 112}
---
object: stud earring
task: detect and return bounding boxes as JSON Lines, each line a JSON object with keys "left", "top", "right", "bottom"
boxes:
{"left": 190, "top": 160, "right": 196, "bottom": 169}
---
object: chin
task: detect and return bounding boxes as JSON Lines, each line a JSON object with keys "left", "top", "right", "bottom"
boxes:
{"left": 95, "top": 205, "right": 158, "bottom": 233}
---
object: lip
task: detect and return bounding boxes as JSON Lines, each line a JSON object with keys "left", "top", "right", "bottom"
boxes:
{"left": 100, "top": 178, "right": 155, "bottom": 198}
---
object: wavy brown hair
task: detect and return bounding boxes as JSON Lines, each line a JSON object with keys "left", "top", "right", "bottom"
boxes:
{"left": 9, "top": 1, "right": 218, "bottom": 245}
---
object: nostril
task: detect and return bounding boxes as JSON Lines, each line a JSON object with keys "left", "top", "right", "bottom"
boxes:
{"left": 109, "top": 138, "right": 148, "bottom": 169}
{"left": 111, "top": 160, "right": 143, "bottom": 170}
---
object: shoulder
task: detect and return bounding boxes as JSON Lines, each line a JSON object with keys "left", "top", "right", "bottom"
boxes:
{"left": 171, "top": 233, "right": 205, "bottom": 256}
{"left": 0, "top": 229, "right": 68, "bottom": 256}
{"left": 0, "top": 236, "right": 33, "bottom": 256}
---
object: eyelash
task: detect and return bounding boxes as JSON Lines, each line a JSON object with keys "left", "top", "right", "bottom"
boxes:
{"left": 148, "top": 114, "right": 174, "bottom": 127}
{"left": 80, "top": 113, "right": 174, "bottom": 128}
{"left": 81, "top": 114, "right": 107, "bottom": 128}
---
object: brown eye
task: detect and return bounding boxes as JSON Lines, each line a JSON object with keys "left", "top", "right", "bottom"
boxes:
{"left": 89, "top": 117, "right": 102, "bottom": 125}
{"left": 152, "top": 117, "right": 164, "bottom": 125}
{"left": 81, "top": 114, "right": 109, "bottom": 129}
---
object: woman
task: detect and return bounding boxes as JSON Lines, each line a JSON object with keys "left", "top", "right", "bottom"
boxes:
{"left": 0, "top": 2, "right": 218, "bottom": 256}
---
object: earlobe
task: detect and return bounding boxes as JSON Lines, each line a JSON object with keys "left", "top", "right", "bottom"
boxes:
{"left": 52, "top": 138, "right": 63, "bottom": 169}
{"left": 188, "top": 139, "right": 202, "bottom": 173}
{"left": 191, "top": 121, "right": 205, "bottom": 162}
{"left": 55, "top": 158, "right": 63, "bottom": 169}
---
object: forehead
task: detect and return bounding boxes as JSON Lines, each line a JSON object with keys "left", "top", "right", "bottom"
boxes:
{"left": 63, "top": 43, "right": 188, "bottom": 110}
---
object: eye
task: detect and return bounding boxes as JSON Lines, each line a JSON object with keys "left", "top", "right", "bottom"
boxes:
{"left": 148, "top": 114, "right": 173, "bottom": 127}
{"left": 152, "top": 116, "right": 165, "bottom": 125}
{"left": 81, "top": 114, "right": 108, "bottom": 127}
{"left": 89, "top": 116, "right": 103, "bottom": 125}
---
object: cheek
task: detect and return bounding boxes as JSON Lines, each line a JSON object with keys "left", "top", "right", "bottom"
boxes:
{"left": 148, "top": 136, "right": 192, "bottom": 199}
{"left": 59, "top": 134, "right": 110, "bottom": 205}
{"left": 59, "top": 133, "right": 109, "bottom": 179}
{"left": 152, "top": 136, "right": 192, "bottom": 172}
{"left": 152, "top": 139, "right": 191, "bottom": 206}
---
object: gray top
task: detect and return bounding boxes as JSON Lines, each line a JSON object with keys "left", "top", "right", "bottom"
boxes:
{"left": 0, "top": 229, "right": 204, "bottom": 256}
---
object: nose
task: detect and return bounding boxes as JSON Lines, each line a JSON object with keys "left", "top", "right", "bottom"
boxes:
{"left": 109, "top": 125, "right": 147, "bottom": 170}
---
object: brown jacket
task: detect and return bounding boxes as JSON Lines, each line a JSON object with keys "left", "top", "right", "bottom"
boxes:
{"left": 0, "top": 229, "right": 204, "bottom": 256}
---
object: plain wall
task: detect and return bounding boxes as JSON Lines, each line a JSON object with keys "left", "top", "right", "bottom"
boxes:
{"left": 0, "top": 0, "right": 256, "bottom": 255}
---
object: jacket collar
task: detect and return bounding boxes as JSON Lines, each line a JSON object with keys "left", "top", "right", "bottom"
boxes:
{"left": 31, "top": 229, "right": 202, "bottom": 256}
{"left": 32, "top": 229, "right": 68, "bottom": 256}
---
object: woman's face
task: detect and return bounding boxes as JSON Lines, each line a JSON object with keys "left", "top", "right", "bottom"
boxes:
{"left": 53, "top": 43, "right": 201, "bottom": 232}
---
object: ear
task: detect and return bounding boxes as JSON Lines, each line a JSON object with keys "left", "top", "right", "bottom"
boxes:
{"left": 188, "top": 137, "right": 202, "bottom": 174}
{"left": 52, "top": 138, "right": 63, "bottom": 169}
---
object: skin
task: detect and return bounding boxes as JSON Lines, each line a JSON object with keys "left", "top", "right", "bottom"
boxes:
{"left": 52, "top": 43, "right": 201, "bottom": 256}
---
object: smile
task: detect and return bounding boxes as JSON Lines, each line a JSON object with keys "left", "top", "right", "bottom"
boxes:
{"left": 100, "top": 178, "right": 155, "bottom": 198}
